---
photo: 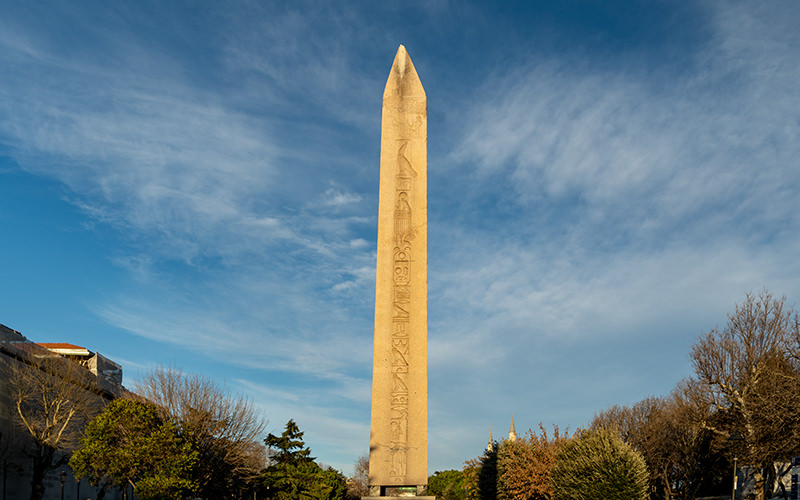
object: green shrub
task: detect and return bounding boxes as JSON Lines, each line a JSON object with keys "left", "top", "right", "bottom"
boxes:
{"left": 550, "top": 429, "right": 648, "bottom": 500}
{"left": 429, "top": 469, "right": 466, "bottom": 500}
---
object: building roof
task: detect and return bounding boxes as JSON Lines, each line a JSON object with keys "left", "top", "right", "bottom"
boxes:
{"left": 36, "top": 343, "right": 92, "bottom": 356}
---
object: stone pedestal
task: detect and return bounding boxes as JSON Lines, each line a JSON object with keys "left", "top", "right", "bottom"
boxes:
{"left": 363, "top": 497, "right": 435, "bottom": 500}
{"left": 364, "top": 487, "right": 434, "bottom": 500}
{"left": 367, "top": 486, "right": 429, "bottom": 497}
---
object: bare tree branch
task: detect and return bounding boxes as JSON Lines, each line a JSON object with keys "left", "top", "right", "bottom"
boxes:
{"left": 689, "top": 290, "right": 800, "bottom": 500}
{"left": 134, "top": 365, "right": 267, "bottom": 499}
{"left": 10, "top": 354, "right": 104, "bottom": 500}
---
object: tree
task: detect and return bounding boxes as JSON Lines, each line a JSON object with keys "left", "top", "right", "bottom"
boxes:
{"left": 265, "top": 419, "right": 315, "bottom": 467}
{"left": 70, "top": 398, "right": 199, "bottom": 500}
{"left": 262, "top": 419, "right": 348, "bottom": 500}
{"left": 496, "top": 426, "right": 567, "bottom": 500}
{"left": 262, "top": 419, "right": 316, "bottom": 500}
{"left": 10, "top": 354, "right": 103, "bottom": 500}
{"left": 462, "top": 458, "right": 482, "bottom": 500}
{"left": 313, "top": 466, "right": 349, "bottom": 500}
{"left": 347, "top": 454, "right": 369, "bottom": 499}
{"left": 688, "top": 290, "right": 800, "bottom": 500}
{"left": 429, "top": 469, "right": 466, "bottom": 500}
{"left": 592, "top": 390, "right": 730, "bottom": 500}
{"left": 463, "top": 446, "right": 497, "bottom": 500}
{"left": 135, "top": 366, "right": 267, "bottom": 499}
{"left": 550, "top": 428, "right": 649, "bottom": 500}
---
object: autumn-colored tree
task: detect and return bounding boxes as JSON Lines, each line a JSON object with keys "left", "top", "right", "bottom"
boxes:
{"left": 463, "top": 446, "right": 497, "bottom": 500}
{"left": 462, "top": 458, "right": 481, "bottom": 500}
{"left": 496, "top": 425, "right": 567, "bottom": 500}
{"left": 551, "top": 428, "right": 648, "bottom": 500}
{"left": 689, "top": 290, "right": 800, "bottom": 500}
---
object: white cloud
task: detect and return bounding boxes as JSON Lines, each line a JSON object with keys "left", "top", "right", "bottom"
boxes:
{"left": 95, "top": 293, "right": 373, "bottom": 383}
{"left": 322, "top": 188, "right": 362, "bottom": 207}
{"left": 2, "top": 0, "right": 799, "bottom": 476}
{"left": 453, "top": 3, "right": 800, "bottom": 254}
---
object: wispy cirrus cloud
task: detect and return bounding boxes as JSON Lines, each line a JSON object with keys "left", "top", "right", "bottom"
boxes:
{"left": 0, "top": 2, "right": 381, "bottom": 267}
{"left": 422, "top": 1, "right": 800, "bottom": 448}
{"left": 446, "top": 0, "right": 800, "bottom": 262}
{"left": 2, "top": 0, "right": 799, "bottom": 476}
{"left": 0, "top": 8, "right": 380, "bottom": 444}
{"left": 95, "top": 294, "right": 374, "bottom": 381}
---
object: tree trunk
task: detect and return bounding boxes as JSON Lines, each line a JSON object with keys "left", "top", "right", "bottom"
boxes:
{"left": 766, "top": 465, "right": 777, "bottom": 500}
{"left": 753, "top": 468, "right": 766, "bottom": 500}
{"left": 775, "top": 462, "right": 791, "bottom": 500}
{"left": 28, "top": 458, "right": 47, "bottom": 500}
{"left": 28, "top": 445, "right": 56, "bottom": 500}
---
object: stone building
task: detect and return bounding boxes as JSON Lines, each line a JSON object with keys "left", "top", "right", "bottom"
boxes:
{"left": 0, "top": 322, "right": 128, "bottom": 500}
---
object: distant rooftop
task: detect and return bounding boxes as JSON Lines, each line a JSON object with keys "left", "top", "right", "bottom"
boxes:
{"left": 36, "top": 343, "right": 92, "bottom": 357}
{"left": 2, "top": 324, "right": 123, "bottom": 396}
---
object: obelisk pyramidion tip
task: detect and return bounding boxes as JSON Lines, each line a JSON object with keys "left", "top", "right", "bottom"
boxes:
{"left": 395, "top": 45, "right": 409, "bottom": 78}
{"left": 385, "top": 45, "right": 425, "bottom": 98}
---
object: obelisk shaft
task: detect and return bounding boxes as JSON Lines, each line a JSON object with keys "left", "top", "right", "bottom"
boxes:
{"left": 368, "top": 45, "right": 428, "bottom": 494}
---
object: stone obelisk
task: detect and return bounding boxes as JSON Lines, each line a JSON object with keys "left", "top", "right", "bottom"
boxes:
{"left": 367, "top": 45, "right": 429, "bottom": 498}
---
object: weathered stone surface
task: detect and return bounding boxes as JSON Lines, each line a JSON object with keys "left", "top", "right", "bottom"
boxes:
{"left": 368, "top": 44, "right": 428, "bottom": 491}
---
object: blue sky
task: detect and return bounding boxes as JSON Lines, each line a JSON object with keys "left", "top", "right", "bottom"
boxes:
{"left": 1, "top": 0, "right": 799, "bottom": 475}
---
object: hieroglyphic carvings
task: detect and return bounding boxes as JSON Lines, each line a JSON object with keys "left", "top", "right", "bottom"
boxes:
{"left": 396, "top": 97, "right": 426, "bottom": 136}
{"left": 390, "top": 142, "right": 417, "bottom": 481}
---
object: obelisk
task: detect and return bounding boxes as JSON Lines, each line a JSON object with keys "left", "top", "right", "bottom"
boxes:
{"left": 367, "top": 45, "right": 429, "bottom": 497}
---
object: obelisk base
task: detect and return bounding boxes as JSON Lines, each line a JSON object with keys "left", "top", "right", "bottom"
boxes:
{"left": 365, "top": 485, "right": 430, "bottom": 498}
{"left": 363, "top": 496, "right": 435, "bottom": 500}
{"left": 364, "top": 491, "right": 434, "bottom": 500}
